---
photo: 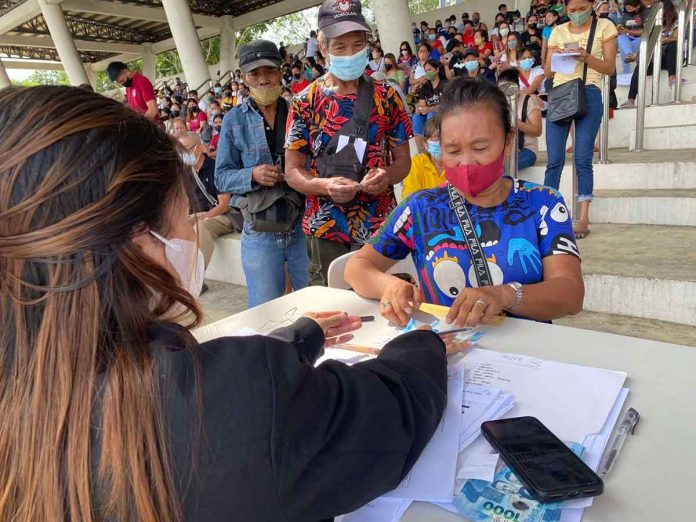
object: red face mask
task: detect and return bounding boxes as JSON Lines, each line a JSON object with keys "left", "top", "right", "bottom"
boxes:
{"left": 445, "top": 153, "right": 505, "bottom": 197}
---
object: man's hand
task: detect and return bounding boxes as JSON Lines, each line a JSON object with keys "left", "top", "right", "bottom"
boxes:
{"left": 252, "top": 164, "right": 282, "bottom": 187}
{"left": 360, "top": 167, "right": 391, "bottom": 195}
{"left": 324, "top": 177, "right": 359, "bottom": 203}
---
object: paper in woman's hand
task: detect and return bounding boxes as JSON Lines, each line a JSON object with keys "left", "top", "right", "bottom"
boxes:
{"left": 551, "top": 52, "right": 581, "bottom": 74}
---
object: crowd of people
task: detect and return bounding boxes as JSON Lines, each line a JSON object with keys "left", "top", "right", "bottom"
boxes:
{"left": 4, "top": 0, "right": 694, "bottom": 521}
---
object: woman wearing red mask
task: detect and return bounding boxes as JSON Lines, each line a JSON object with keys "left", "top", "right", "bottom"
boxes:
{"left": 346, "top": 78, "right": 584, "bottom": 328}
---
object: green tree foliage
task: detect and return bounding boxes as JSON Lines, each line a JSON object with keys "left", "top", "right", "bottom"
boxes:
{"left": 13, "top": 70, "right": 70, "bottom": 86}
{"left": 408, "top": 0, "right": 440, "bottom": 15}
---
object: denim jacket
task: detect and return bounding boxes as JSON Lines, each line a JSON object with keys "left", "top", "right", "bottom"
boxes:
{"left": 214, "top": 99, "right": 276, "bottom": 208}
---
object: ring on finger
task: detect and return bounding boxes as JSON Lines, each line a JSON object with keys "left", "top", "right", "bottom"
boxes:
{"left": 475, "top": 299, "right": 488, "bottom": 308}
{"left": 382, "top": 299, "right": 392, "bottom": 309}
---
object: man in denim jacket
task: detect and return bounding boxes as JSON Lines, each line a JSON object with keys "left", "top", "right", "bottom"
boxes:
{"left": 215, "top": 40, "right": 310, "bottom": 307}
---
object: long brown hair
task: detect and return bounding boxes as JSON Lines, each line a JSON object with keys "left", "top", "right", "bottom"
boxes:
{"left": 0, "top": 86, "right": 202, "bottom": 521}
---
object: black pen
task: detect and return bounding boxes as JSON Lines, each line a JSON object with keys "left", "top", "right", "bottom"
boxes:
{"left": 359, "top": 315, "right": 375, "bottom": 322}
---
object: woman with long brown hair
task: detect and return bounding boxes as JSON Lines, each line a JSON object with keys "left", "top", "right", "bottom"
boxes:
{"left": 0, "top": 86, "right": 453, "bottom": 521}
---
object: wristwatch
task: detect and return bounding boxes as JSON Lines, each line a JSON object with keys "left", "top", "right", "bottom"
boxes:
{"left": 505, "top": 282, "right": 524, "bottom": 312}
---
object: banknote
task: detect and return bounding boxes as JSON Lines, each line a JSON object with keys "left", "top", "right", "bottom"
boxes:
{"left": 453, "top": 442, "right": 584, "bottom": 522}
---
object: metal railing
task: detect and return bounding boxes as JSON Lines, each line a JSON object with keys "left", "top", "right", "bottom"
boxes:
{"left": 499, "top": 81, "right": 520, "bottom": 179}
{"left": 635, "top": 1, "right": 664, "bottom": 152}
{"left": 193, "top": 78, "right": 213, "bottom": 94}
{"left": 217, "top": 69, "right": 233, "bottom": 85}
{"left": 598, "top": 74, "right": 611, "bottom": 164}
{"left": 675, "top": 0, "right": 695, "bottom": 101}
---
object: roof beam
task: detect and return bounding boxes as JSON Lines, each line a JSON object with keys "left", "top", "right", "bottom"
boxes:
{"left": 3, "top": 58, "right": 63, "bottom": 69}
{"left": 0, "top": 0, "right": 40, "bottom": 36}
{"left": 232, "top": 0, "right": 321, "bottom": 29}
{"left": 0, "top": 33, "right": 142, "bottom": 53}
{"left": 61, "top": 0, "right": 222, "bottom": 28}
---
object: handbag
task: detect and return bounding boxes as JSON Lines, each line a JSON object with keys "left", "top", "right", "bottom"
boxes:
{"left": 547, "top": 17, "right": 598, "bottom": 124}
{"left": 315, "top": 75, "right": 374, "bottom": 184}
{"left": 239, "top": 98, "right": 305, "bottom": 233}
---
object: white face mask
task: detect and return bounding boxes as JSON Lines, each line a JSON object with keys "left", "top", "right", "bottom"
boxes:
{"left": 150, "top": 231, "right": 205, "bottom": 298}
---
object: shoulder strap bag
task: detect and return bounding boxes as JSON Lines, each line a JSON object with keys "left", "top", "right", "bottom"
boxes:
{"left": 315, "top": 75, "right": 375, "bottom": 184}
{"left": 518, "top": 95, "right": 531, "bottom": 151}
{"left": 239, "top": 98, "right": 305, "bottom": 233}
{"left": 547, "top": 16, "right": 598, "bottom": 124}
{"left": 447, "top": 184, "right": 493, "bottom": 287}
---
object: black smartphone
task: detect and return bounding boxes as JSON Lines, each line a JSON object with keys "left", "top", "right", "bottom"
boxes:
{"left": 481, "top": 416, "right": 604, "bottom": 503}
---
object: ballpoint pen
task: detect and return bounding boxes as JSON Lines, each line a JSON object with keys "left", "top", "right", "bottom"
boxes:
{"left": 597, "top": 407, "right": 640, "bottom": 479}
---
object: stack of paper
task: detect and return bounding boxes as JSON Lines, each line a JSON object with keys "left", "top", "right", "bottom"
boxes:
{"left": 459, "top": 384, "right": 515, "bottom": 452}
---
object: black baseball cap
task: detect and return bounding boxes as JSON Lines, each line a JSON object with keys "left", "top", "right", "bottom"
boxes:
{"left": 106, "top": 61, "right": 127, "bottom": 82}
{"left": 238, "top": 40, "right": 282, "bottom": 74}
{"left": 462, "top": 48, "right": 480, "bottom": 60}
{"left": 318, "top": 0, "right": 371, "bottom": 39}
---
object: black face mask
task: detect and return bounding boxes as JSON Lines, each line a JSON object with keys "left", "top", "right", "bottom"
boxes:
{"left": 171, "top": 110, "right": 180, "bottom": 117}
{"left": 385, "top": 63, "right": 394, "bottom": 70}
{"left": 293, "top": 73, "right": 301, "bottom": 79}
{"left": 122, "top": 78, "right": 133, "bottom": 88}
{"left": 528, "top": 23, "right": 537, "bottom": 30}
{"left": 599, "top": 12, "right": 610, "bottom": 18}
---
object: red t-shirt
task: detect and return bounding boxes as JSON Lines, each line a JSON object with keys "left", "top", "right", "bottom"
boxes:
{"left": 291, "top": 79, "right": 310, "bottom": 94}
{"left": 126, "top": 73, "right": 156, "bottom": 116}
{"left": 462, "top": 33, "right": 476, "bottom": 48}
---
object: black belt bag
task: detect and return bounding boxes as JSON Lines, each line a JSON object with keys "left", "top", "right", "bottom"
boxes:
{"left": 315, "top": 75, "right": 374, "bottom": 184}
{"left": 547, "top": 17, "right": 597, "bottom": 124}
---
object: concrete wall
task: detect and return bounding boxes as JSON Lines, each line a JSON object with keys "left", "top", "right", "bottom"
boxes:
{"left": 410, "top": 0, "right": 533, "bottom": 27}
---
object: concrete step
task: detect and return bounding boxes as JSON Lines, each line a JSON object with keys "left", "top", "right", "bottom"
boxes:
{"left": 556, "top": 311, "right": 696, "bottom": 347}
{"left": 629, "top": 123, "right": 696, "bottom": 151}
{"left": 580, "top": 223, "right": 696, "bottom": 326}
{"left": 531, "top": 149, "right": 696, "bottom": 191}
{"left": 614, "top": 68, "right": 696, "bottom": 105}
{"left": 206, "top": 233, "right": 246, "bottom": 286}
{"left": 592, "top": 188, "right": 696, "bottom": 226}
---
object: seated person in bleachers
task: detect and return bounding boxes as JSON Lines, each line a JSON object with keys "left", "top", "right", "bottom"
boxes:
{"left": 346, "top": 78, "right": 583, "bottom": 328}
{"left": 402, "top": 117, "right": 444, "bottom": 198}
{"left": 178, "top": 132, "right": 243, "bottom": 271}
{"left": 497, "top": 69, "right": 542, "bottom": 171}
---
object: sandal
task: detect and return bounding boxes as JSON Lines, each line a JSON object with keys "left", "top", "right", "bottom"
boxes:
{"left": 574, "top": 228, "right": 591, "bottom": 239}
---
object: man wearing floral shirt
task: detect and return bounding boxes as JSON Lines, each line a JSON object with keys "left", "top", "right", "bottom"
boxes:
{"left": 285, "top": 0, "right": 413, "bottom": 286}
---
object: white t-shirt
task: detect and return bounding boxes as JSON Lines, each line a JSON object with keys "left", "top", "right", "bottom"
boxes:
{"left": 369, "top": 58, "right": 385, "bottom": 72}
{"left": 306, "top": 37, "right": 318, "bottom": 58}
{"left": 519, "top": 66, "right": 546, "bottom": 93}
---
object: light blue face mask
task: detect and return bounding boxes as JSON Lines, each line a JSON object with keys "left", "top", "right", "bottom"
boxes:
{"left": 427, "top": 140, "right": 442, "bottom": 160}
{"left": 464, "top": 60, "right": 480, "bottom": 73}
{"left": 519, "top": 58, "right": 535, "bottom": 71}
{"left": 569, "top": 8, "right": 593, "bottom": 26}
{"left": 328, "top": 47, "right": 369, "bottom": 81}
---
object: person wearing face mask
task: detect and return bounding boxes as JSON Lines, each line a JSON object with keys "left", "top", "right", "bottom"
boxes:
{"left": 0, "top": 85, "right": 458, "bottom": 522}
{"left": 369, "top": 46, "right": 386, "bottom": 73}
{"left": 290, "top": 61, "right": 310, "bottom": 94}
{"left": 492, "top": 31, "right": 522, "bottom": 71}
{"left": 428, "top": 28, "right": 445, "bottom": 52}
{"left": 545, "top": 0, "right": 617, "bottom": 239}
{"left": 498, "top": 69, "right": 543, "bottom": 171}
{"left": 474, "top": 29, "right": 494, "bottom": 66}
{"left": 186, "top": 102, "right": 208, "bottom": 132}
{"left": 521, "top": 14, "right": 543, "bottom": 54}
{"left": 215, "top": 40, "right": 310, "bottom": 307}
{"left": 472, "top": 11, "right": 488, "bottom": 32}
{"left": 178, "top": 131, "right": 242, "bottom": 272}
{"left": 106, "top": 61, "right": 158, "bottom": 121}
{"left": 285, "top": 0, "right": 413, "bottom": 287}
{"left": 452, "top": 48, "right": 497, "bottom": 83}
{"left": 221, "top": 89, "right": 236, "bottom": 112}
{"left": 541, "top": 9, "right": 560, "bottom": 69}
{"left": 413, "top": 60, "right": 448, "bottom": 153}
{"left": 346, "top": 78, "right": 584, "bottom": 327}
{"left": 383, "top": 53, "right": 406, "bottom": 91}
{"left": 517, "top": 47, "right": 546, "bottom": 95}
{"left": 615, "top": 0, "right": 644, "bottom": 74}
{"left": 402, "top": 117, "right": 445, "bottom": 198}
{"left": 492, "top": 21, "right": 511, "bottom": 55}
{"left": 208, "top": 113, "right": 224, "bottom": 154}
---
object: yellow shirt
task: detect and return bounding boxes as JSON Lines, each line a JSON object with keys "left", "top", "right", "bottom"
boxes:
{"left": 548, "top": 18, "right": 618, "bottom": 88}
{"left": 402, "top": 153, "right": 445, "bottom": 198}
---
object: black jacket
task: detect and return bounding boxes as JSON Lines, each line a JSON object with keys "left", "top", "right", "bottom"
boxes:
{"left": 112, "top": 318, "right": 447, "bottom": 521}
